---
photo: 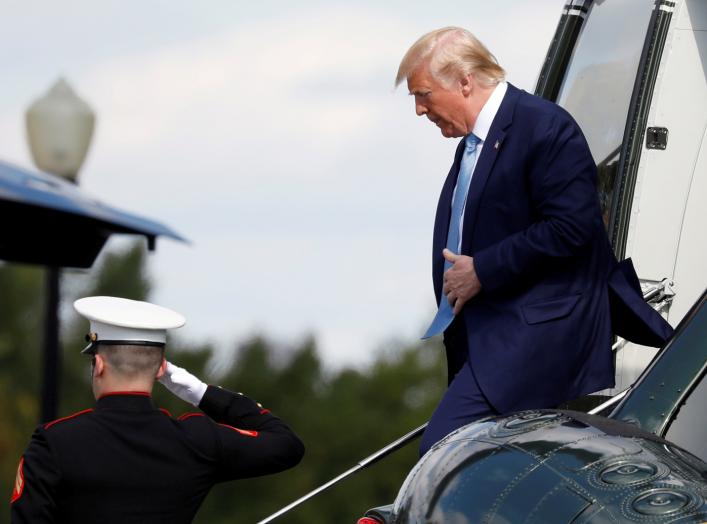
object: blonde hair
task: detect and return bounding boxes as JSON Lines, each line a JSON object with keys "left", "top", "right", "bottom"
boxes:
{"left": 395, "top": 27, "right": 505, "bottom": 88}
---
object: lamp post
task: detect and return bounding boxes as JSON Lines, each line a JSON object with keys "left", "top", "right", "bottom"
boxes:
{"left": 25, "top": 78, "right": 95, "bottom": 422}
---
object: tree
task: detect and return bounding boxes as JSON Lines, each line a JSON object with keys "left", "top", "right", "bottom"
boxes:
{"left": 194, "top": 336, "right": 445, "bottom": 523}
{"left": 0, "top": 263, "right": 44, "bottom": 518}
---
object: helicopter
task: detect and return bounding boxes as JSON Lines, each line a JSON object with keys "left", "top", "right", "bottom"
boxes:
{"left": 353, "top": 0, "right": 707, "bottom": 521}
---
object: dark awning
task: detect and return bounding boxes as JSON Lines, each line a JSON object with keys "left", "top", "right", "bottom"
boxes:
{"left": 0, "top": 160, "right": 187, "bottom": 268}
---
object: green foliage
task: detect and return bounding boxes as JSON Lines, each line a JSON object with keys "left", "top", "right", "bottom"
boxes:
{"left": 192, "top": 334, "right": 445, "bottom": 524}
{"left": 0, "top": 263, "right": 44, "bottom": 520}
{"left": 1, "top": 243, "right": 447, "bottom": 523}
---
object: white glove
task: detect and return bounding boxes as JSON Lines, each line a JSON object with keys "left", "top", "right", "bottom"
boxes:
{"left": 158, "top": 361, "right": 208, "bottom": 406}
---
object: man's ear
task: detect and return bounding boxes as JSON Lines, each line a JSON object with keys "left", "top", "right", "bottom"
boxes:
{"left": 460, "top": 74, "right": 474, "bottom": 96}
{"left": 94, "top": 354, "right": 106, "bottom": 377}
{"left": 155, "top": 357, "right": 167, "bottom": 380}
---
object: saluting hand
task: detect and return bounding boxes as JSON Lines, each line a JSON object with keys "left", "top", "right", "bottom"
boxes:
{"left": 442, "top": 248, "right": 482, "bottom": 315}
{"left": 158, "top": 361, "right": 208, "bottom": 407}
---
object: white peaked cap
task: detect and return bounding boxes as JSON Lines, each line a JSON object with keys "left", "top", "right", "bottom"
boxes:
{"left": 74, "top": 296, "right": 186, "bottom": 353}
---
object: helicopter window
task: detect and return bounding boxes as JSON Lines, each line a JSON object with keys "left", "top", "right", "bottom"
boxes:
{"left": 555, "top": 0, "right": 654, "bottom": 230}
{"left": 664, "top": 368, "right": 707, "bottom": 462}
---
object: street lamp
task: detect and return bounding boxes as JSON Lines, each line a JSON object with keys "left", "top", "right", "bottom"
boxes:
{"left": 25, "top": 78, "right": 95, "bottom": 422}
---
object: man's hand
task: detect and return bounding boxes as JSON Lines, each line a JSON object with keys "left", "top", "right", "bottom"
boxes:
{"left": 442, "top": 248, "right": 482, "bottom": 314}
{"left": 158, "top": 362, "right": 208, "bottom": 407}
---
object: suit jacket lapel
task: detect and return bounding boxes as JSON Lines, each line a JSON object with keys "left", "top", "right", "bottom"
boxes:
{"left": 461, "top": 84, "right": 520, "bottom": 255}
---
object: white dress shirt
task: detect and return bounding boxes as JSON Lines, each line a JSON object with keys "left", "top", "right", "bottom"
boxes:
{"left": 452, "top": 81, "right": 508, "bottom": 251}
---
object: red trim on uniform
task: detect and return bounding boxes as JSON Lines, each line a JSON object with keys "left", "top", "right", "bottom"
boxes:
{"left": 357, "top": 518, "right": 383, "bottom": 524}
{"left": 176, "top": 413, "right": 257, "bottom": 436}
{"left": 44, "top": 408, "right": 94, "bottom": 430}
{"left": 217, "top": 423, "right": 258, "bottom": 437}
{"left": 259, "top": 409, "right": 270, "bottom": 415}
{"left": 178, "top": 413, "right": 205, "bottom": 421}
{"left": 159, "top": 408, "right": 172, "bottom": 417}
{"left": 98, "top": 391, "right": 151, "bottom": 399}
{"left": 10, "top": 457, "right": 24, "bottom": 504}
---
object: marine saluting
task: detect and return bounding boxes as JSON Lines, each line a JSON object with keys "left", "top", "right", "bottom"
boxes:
{"left": 10, "top": 296, "right": 305, "bottom": 524}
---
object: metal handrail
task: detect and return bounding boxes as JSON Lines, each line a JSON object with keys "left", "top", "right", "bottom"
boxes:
{"left": 256, "top": 423, "right": 428, "bottom": 524}
{"left": 612, "top": 278, "right": 673, "bottom": 352}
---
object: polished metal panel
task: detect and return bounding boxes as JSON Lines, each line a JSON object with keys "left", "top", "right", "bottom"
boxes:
{"left": 391, "top": 411, "right": 707, "bottom": 523}
{"left": 597, "top": 461, "right": 661, "bottom": 486}
{"left": 611, "top": 291, "right": 707, "bottom": 438}
{"left": 664, "top": 369, "right": 707, "bottom": 462}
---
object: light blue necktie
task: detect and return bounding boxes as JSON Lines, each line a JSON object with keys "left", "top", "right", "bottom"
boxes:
{"left": 423, "top": 133, "right": 479, "bottom": 339}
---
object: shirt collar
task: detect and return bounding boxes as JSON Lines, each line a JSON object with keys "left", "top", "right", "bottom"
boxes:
{"left": 472, "top": 81, "right": 507, "bottom": 143}
{"left": 96, "top": 391, "right": 156, "bottom": 412}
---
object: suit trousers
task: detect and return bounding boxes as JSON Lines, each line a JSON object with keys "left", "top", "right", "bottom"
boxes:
{"left": 419, "top": 359, "right": 499, "bottom": 456}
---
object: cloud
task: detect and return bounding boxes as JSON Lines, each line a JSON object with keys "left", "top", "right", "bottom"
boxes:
{"left": 0, "top": 1, "right": 567, "bottom": 367}
{"left": 80, "top": 6, "right": 410, "bottom": 149}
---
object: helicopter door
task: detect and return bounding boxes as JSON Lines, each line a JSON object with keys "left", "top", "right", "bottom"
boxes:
{"left": 628, "top": 0, "right": 707, "bottom": 323}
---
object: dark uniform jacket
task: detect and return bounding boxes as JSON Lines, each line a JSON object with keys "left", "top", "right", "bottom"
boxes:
{"left": 10, "top": 386, "right": 304, "bottom": 523}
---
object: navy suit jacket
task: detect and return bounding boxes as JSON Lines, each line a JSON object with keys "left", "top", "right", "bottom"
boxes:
{"left": 433, "top": 84, "right": 672, "bottom": 413}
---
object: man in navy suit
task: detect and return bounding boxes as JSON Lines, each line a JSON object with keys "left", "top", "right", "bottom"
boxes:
{"left": 396, "top": 27, "right": 673, "bottom": 455}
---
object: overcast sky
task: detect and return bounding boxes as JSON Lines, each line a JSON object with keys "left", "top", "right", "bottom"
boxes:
{"left": 1, "top": 0, "right": 565, "bottom": 369}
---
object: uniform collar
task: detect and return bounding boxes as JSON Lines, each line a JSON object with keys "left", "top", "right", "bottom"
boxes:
{"left": 96, "top": 391, "right": 156, "bottom": 411}
{"left": 472, "top": 81, "right": 508, "bottom": 143}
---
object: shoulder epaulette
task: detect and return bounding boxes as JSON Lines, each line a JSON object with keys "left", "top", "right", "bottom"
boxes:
{"left": 44, "top": 408, "right": 94, "bottom": 430}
